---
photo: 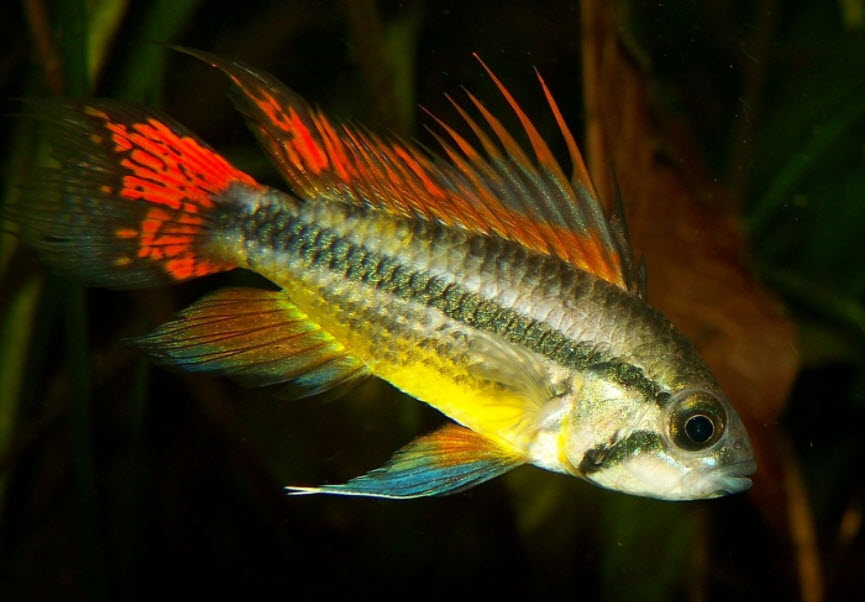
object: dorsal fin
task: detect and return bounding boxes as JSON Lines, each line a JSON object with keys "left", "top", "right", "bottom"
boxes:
{"left": 177, "top": 47, "right": 643, "bottom": 295}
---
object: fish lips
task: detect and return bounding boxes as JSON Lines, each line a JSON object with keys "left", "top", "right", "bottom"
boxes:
{"left": 705, "top": 459, "right": 758, "bottom": 497}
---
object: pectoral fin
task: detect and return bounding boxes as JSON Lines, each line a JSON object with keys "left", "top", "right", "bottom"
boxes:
{"left": 286, "top": 424, "right": 524, "bottom": 498}
{"left": 465, "top": 328, "right": 555, "bottom": 407}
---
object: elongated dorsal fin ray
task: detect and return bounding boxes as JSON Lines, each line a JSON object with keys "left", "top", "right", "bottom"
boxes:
{"left": 534, "top": 69, "right": 598, "bottom": 200}
{"left": 423, "top": 129, "right": 511, "bottom": 236}
{"left": 178, "top": 47, "right": 640, "bottom": 293}
{"left": 473, "top": 54, "right": 569, "bottom": 186}
{"left": 440, "top": 89, "right": 603, "bottom": 282}
{"left": 463, "top": 87, "right": 534, "bottom": 171}
{"left": 609, "top": 163, "right": 646, "bottom": 298}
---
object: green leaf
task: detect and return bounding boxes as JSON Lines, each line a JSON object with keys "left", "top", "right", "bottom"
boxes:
{"left": 114, "top": 0, "right": 204, "bottom": 104}
{"left": 601, "top": 496, "right": 697, "bottom": 602}
{"left": 88, "top": 0, "right": 131, "bottom": 83}
{"left": 55, "top": 0, "right": 90, "bottom": 96}
{"left": 0, "top": 277, "right": 42, "bottom": 507}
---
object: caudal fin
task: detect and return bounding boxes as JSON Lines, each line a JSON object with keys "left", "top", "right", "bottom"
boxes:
{"left": 6, "top": 99, "right": 261, "bottom": 289}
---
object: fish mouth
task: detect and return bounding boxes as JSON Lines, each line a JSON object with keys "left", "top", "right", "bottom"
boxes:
{"left": 706, "top": 460, "right": 757, "bottom": 497}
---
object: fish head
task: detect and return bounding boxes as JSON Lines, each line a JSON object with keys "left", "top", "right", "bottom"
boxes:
{"left": 572, "top": 388, "right": 756, "bottom": 500}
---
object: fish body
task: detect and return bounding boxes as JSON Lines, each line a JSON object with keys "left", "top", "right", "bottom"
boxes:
{"left": 6, "top": 50, "right": 755, "bottom": 500}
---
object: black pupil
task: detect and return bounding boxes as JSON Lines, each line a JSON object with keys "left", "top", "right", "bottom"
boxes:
{"left": 684, "top": 415, "right": 714, "bottom": 443}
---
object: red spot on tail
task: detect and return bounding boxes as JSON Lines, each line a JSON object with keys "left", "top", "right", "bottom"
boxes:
{"left": 86, "top": 107, "right": 257, "bottom": 281}
{"left": 106, "top": 118, "right": 256, "bottom": 211}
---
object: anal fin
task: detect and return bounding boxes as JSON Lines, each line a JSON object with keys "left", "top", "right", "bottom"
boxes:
{"left": 136, "top": 287, "right": 368, "bottom": 398}
{"left": 286, "top": 424, "right": 524, "bottom": 498}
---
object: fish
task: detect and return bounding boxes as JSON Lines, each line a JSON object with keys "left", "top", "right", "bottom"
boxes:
{"left": 4, "top": 48, "right": 755, "bottom": 500}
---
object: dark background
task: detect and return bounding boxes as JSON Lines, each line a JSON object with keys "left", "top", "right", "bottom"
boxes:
{"left": 1, "top": 1, "right": 863, "bottom": 600}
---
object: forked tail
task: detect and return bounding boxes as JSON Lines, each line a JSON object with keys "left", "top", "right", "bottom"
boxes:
{"left": 5, "top": 99, "right": 262, "bottom": 289}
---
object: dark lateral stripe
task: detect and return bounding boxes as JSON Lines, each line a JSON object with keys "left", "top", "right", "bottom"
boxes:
{"left": 578, "top": 430, "right": 664, "bottom": 475}
{"left": 232, "top": 201, "right": 666, "bottom": 404}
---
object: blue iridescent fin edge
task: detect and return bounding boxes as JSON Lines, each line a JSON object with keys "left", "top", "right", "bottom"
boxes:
{"left": 286, "top": 424, "right": 524, "bottom": 499}
{"left": 134, "top": 287, "right": 369, "bottom": 400}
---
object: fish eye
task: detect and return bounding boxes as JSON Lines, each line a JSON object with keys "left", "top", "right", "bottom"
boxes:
{"left": 668, "top": 392, "right": 727, "bottom": 451}
{"left": 684, "top": 414, "right": 714, "bottom": 443}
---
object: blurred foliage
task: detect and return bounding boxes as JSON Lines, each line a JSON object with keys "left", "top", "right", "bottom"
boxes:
{"left": 0, "top": 0, "right": 863, "bottom": 601}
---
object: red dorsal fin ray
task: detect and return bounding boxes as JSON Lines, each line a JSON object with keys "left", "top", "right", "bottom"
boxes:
{"left": 177, "top": 47, "right": 641, "bottom": 294}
